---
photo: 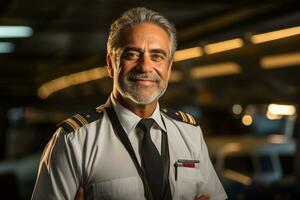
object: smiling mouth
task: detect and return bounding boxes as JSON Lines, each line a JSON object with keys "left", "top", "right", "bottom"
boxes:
{"left": 130, "top": 79, "right": 156, "bottom": 85}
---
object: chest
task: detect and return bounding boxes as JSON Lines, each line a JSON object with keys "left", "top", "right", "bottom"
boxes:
{"left": 83, "top": 120, "right": 204, "bottom": 200}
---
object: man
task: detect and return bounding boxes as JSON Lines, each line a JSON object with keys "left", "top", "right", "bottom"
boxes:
{"left": 32, "top": 7, "right": 227, "bottom": 200}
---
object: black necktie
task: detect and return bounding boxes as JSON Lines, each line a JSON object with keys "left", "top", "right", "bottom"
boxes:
{"left": 138, "top": 119, "right": 164, "bottom": 200}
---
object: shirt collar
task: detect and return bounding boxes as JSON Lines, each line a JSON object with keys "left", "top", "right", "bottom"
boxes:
{"left": 110, "top": 95, "right": 166, "bottom": 134}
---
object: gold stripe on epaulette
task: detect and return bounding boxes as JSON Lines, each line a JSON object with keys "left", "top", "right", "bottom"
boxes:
{"left": 182, "top": 112, "right": 189, "bottom": 123}
{"left": 74, "top": 114, "right": 88, "bottom": 125}
{"left": 175, "top": 112, "right": 180, "bottom": 116}
{"left": 72, "top": 115, "right": 84, "bottom": 126}
{"left": 179, "top": 111, "right": 188, "bottom": 122}
{"left": 78, "top": 114, "right": 88, "bottom": 125}
{"left": 190, "top": 114, "right": 196, "bottom": 125}
{"left": 182, "top": 111, "right": 188, "bottom": 122}
{"left": 190, "top": 115, "right": 196, "bottom": 125}
{"left": 162, "top": 108, "right": 167, "bottom": 113}
{"left": 63, "top": 119, "right": 76, "bottom": 130}
{"left": 186, "top": 113, "right": 196, "bottom": 125}
{"left": 66, "top": 118, "right": 80, "bottom": 130}
{"left": 74, "top": 114, "right": 85, "bottom": 125}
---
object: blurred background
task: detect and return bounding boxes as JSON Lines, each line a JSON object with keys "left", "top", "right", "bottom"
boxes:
{"left": 0, "top": 0, "right": 300, "bottom": 199}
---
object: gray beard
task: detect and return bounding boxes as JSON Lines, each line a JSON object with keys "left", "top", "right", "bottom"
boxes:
{"left": 118, "top": 75, "right": 168, "bottom": 105}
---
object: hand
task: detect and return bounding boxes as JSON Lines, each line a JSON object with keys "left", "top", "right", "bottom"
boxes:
{"left": 75, "top": 187, "right": 84, "bottom": 200}
{"left": 194, "top": 194, "right": 210, "bottom": 200}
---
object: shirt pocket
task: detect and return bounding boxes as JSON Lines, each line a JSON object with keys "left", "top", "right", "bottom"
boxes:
{"left": 176, "top": 164, "right": 204, "bottom": 200}
{"left": 92, "top": 177, "right": 142, "bottom": 200}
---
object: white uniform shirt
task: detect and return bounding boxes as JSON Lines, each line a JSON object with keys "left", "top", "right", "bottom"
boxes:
{"left": 32, "top": 97, "right": 227, "bottom": 200}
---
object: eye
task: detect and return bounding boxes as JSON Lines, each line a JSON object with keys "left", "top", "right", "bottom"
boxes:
{"left": 151, "top": 54, "right": 164, "bottom": 62}
{"left": 122, "top": 51, "right": 140, "bottom": 60}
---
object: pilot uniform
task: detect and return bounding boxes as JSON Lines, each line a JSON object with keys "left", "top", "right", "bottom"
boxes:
{"left": 32, "top": 96, "right": 227, "bottom": 200}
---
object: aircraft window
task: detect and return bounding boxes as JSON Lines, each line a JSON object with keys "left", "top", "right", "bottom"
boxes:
{"left": 258, "top": 155, "right": 274, "bottom": 173}
{"left": 224, "top": 155, "right": 254, "bottom": 175}
{"left": 279, "top": 154, "right": 293, "bottom": 176}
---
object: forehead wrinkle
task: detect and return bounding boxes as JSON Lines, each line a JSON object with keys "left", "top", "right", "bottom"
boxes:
{"left": 118, "top": 23, "right": 170, "bottom": 56}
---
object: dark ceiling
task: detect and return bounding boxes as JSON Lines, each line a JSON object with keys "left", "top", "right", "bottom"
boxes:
{"left": 0, "top": 0, "right": 300, "bottom": 111}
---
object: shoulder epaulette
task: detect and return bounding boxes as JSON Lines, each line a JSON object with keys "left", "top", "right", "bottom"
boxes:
{"left": 58, "top": 107, "right": 104, "bottom": 133}
{"left": 161, "top": 108, "right": 199, "bottom": 126}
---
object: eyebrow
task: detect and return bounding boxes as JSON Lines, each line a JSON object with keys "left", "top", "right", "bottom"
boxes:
{"left": 123, "top": 46, "right": 168, "bottom": 57}
{"left": 123, "top": 47, "right": 143, "bottom": 53}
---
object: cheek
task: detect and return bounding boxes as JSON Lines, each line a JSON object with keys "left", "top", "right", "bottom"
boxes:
{"left": 120, "top": 60, "right": 136, "bottom": 74}
{"left": 157, "top": 60, "right": 171, "bottom": 76}
{"left": 156, "top": 66, "right": 170, "bottom": 80}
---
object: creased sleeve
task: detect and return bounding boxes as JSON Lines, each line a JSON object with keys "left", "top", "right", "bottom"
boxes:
{"left": 31, "top": 127, "right": 82, "bottom": 200}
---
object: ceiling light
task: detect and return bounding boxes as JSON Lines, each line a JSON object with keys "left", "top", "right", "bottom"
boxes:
{"left": 267, "top": 104, "right": 296, "bottom": 116}
{"left": 251, "top": 25, "right": 300, "bottom": 44}
{"left": 260, "top": 52, "right": 300, "bottom": 69}
{"left": 0, "top": 42, "right": 15, "bottom": 53}
{"left": 0, "top": 26, "right": 33, "bottom": 38}
{"left": 190, "top": 62, "right": 241, "bottom": 79}
{"left": 173, "top": 47, "right": 202, "bottom": 62}
{"left": 204, "top": 38, "right": 244, "bottom": 54}
{"left": 37, "top": 67, "right": 108, "bottom": 99}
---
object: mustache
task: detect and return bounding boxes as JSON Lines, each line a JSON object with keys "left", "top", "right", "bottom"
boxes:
{"left": 127, "top": 71, "right": 161, "bottom": 82}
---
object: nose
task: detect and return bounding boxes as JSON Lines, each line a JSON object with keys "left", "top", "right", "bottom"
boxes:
{"left": 137, "top": 53, "right": 153, "bottom": 72}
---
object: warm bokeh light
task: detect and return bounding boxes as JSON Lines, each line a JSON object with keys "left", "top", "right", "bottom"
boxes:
{"left": 266, "top": 111, "right": 283, "bottom": 120}
{"left": 267, "top": 135, "right": 288, "bottom": 144}
{"left": 251, "top": 25, "right": 300, "bottom": 44}
{"left": 204, "top": 38, "right": 244, "bottom": 54}
{"left": 260, "top": 52, "right": 300, "bottom": 69}
{"left": 169, "top": 70, "right": 182, "bottom": 82}
{"left": 223, "top": 169, "right": 252, "bottom": 185}
{"left": 242, "top": 115, "right": 253, "bottom": 126}
{"left": 174, "top": 47, "right": 203, "bottom": 62}
{"left": 173, "top": 47, "right": 203, "bottom": 62}
{"left": 267, "top": 104, "right": 296, "bottom": 116}
{"left": 222, "top": 143, "right": 241, "bottom": 153}
{"left": 232, "top": 104, "right": 243, "bottom": 115}
{"left": 37, "top": 67, "right": 108, "bottom": 99}
{"left": 190, "top": 62, "right": 241, "bottom": 79}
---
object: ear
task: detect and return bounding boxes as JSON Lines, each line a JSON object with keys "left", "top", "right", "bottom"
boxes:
{"left": 167, "top": 61, "right": 172, "bottom": 79}
{"left": 106, "top": 54, "right": 114, "bottom": 78}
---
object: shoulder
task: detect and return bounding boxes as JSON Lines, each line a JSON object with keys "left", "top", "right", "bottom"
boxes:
{"left": 160, "top": 108, "right": 199, "bottom": 126}
{"left": 57, "top": 106, "right": 104, "bottom": 133}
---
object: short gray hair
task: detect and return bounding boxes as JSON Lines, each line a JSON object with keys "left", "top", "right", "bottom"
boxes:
{"left": 107, "top": 7, "right": 177, "bottom": 58}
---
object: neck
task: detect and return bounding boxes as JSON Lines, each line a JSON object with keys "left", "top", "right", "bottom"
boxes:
{"left": 113, "top": 92, "right": 157, "bottom": 118}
